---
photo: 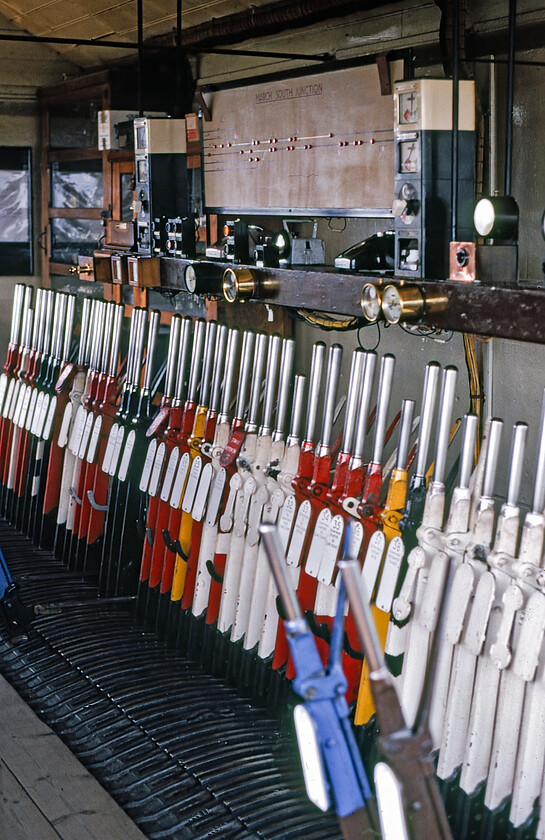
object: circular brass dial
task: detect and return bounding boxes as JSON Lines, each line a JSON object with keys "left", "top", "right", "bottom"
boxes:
{"left": 222, "top": 267, "right": 257, "bottom": 303}
{"left": 381, "top": 285, "right": 424, "bottom": 325}
{"left": 361, "top": 283, "right": 382, "bottom": 323}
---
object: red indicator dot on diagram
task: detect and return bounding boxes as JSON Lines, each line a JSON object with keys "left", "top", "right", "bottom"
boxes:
{"left": 219, "top": 143, "right": 224, "bottom": 148}
{"left": 304, "top": 145, "right": 312, "bottom": 150}
{"left": 354, "top": 140, "right": 362, "bottom": 146}
{"left": 213, "top": 144, "right": 217, "bottom": 149}
{"left": 328, "top": 133, "right": 333, "bottom": 138}
{"left": 227, "top": 143, "right": 232, "bottom": 147}
{"left": 370, "top": 138, "right": 375, "bottom": 144}
{"left": 207, "top": 153, "right": 211, "bottom": 157}
{"left": 239, "top": 150, "right": 244, "bottom": 155}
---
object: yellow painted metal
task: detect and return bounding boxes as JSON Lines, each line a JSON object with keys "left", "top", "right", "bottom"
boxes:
{"left": 354, "top": 467, "right": 408, "bottom": 726}
{"left": 170, "top": 405, "right": 208, "bottom": 603}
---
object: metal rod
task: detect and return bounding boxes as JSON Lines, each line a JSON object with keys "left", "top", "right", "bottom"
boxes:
{"left": 209, "top": 324, "right": 229, "bottom": 414}
{"left": 260, "top": 523, "right": 302, "bottom": 623}
{"left": 320, "top": 344, "right": 343, "bottom": 448}
{"left": 142, "top": 311, "right": 160, "bottom": 392}
{"left": 415, "top": 362, "right": 441, "bottom": 479}
{"left": 505, "top": 0, "right": 516, "bottom": 195}
{"left": 396, "top": 399, "right": 415, "bottom": 471}
{"left": 173, "top": 316, "right": 193, "bottom": 403}
{"left": 176, "top": 0, "right": 183, "bottom": 117}
{"left": 246, "top": 332, "right": 268, "bottom": 432}
{"left": 63, "top": 294, "right": 76, "bottom": 363}
{"left": 506, "top": 422, "right": 527, "bottom": 506}
{"left": 273, "top": 338, "right": 295, "bottom": 442}
{"left": 532, "top": 390, "right": 545, "bottom": 514}
{"left": 108, "top": 304, "right": 124, "bottom": 379}
{"left": 433, "top": 366, "right": 458, "bottom": 486}
{"left": 187, "top": 318, "right": 206, "bottom": 404}
{"left": 137, "top": 0, "right": 144, "bottom": 117}
{"left": 371, "top": 353, "right": 396, "bottom": 465}
{"left": 164, "top": 315, "right": 182, "bottom": 400}
{"left": 234, "top": 330, "right": 255, "bottom": 421}
{"left": 352, "top": 351, "right": 377, "bottom": 461}
{"left": 304, "top": 342, "right": 326, "bottom": 443}
{"left": 219, "top": 328, "right": 240, "bottom": 421}
{"left": 199, "top": 320, "right": 218, "bottom": 408}
{"left": 0, "top": 33, "right": 328, "bottom": 61}
{"left": 260, "top": 334, "right": 282, "bottom": 436}
{"left": 451, "top": 0, "right": 459, "bottom": 241}
{"left": 459, "top": 414, "right": 478, "bottom": 489}
{"left": 338, "top": 558, "right": 384, "bottom": 675}
{"left": 287, "top": 375, "right": 306, "bottom": 445}
{"left": 342, "top": 349, "right": 365, "bottom": 455}
{"left": 482, "top": 418, "right": 503, "bottom": 499}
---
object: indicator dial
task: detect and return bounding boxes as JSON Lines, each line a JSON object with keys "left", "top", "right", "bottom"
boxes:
{"left": 399, "top": 91, "right": 419, "bottom": 125}
{"left": 393, "top": 183, "right": 420, "bottom": 226}
{"left": 399, "top": 140, "right": 419, "bottom": 174}
{"left": 222, "top": 267, "right": 256, "bottom": 303}
{"left": 381, "top": 285, "right": 424, "bottom": 325}
{"left": 361, "top": 284, "right": 382, "bottom": 323}
{"left": 184, "top": 264, "right": 197, "bottom": 294}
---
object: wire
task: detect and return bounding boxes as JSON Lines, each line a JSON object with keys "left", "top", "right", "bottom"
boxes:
{"left": 399, "top": 323, "right": 454, "bottom": 342}
{"left": 294, "top": 309, "right": 364, "bottom": 331}
{"left": 463, "top": 333, "right": 483, "bottom": 459}
{"left": 357, "top": 322, "right": 381, "bottom": 351}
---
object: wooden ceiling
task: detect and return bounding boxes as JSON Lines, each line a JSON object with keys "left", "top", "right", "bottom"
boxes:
{"left": 0, "top": 0, "right": 286, "bottom": 67}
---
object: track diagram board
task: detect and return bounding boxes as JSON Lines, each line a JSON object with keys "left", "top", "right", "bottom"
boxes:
{"left": 203, "top": 61, "right": 401, "bottom": 215}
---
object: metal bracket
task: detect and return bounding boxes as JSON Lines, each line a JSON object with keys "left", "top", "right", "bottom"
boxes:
{"left": 376, "top": 54, "right": 391, "bottom": 95}
{"left": 162, "top": 529, "right": 187, "bottom": 561}
{"left": 68, "top": 486, "right": 82, "bottom": 505}
{"left": 87, "top": 489, "right": 109, "bottom": 512}
{"left": 206, "top": 560, "right": 223, "bottom": 583}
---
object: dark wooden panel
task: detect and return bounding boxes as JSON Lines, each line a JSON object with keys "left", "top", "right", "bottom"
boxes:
{"left": 160, "top": 257, "right": 545, "bottom": 345}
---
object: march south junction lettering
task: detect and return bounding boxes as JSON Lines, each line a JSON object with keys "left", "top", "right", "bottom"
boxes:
{"left": 255, "top": 82, "right": 323, "bottom": 104}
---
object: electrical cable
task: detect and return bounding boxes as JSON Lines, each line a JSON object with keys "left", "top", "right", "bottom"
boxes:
{"left": 463, "top": 332, "right": 483, "bottom": 458}
{"left": 294, "top": 309, "right": 364, "bottom": 331}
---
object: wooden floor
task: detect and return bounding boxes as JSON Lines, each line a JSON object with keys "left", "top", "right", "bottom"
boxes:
{"left": 0, "top": 674, "right": 147, "bottom": 840}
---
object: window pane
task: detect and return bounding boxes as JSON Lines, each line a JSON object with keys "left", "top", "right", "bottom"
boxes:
{"left": 120, "top": 172, "right": 134, "bottom": 221}
{"left": 49, "top": 100, "right": 100, "bottom": 149}
{"left": 51, "top": 218, "right": 103, "bottom": 264}
{"left": 51, "top": 160, "right": 103, "bottom": 208}
{"left": 0, "top": 147, "right": 32, "bottom": 275}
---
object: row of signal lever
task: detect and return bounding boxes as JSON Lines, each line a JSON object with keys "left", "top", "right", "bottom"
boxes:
{"left": 1, "top": 283, "right": 545, "bottom": 839}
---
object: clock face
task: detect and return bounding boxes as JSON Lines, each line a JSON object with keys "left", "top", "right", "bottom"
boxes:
{"left": 184, "top": 264, "right": 197, "bottom": 294}
{"left": 361, "top": 284, "right": 381, "bottom": 322}
{"left": 382, "top": 285, "right": 403, "bottom": 324}
{"left": 399, "top": 140, "right": 419, "bottom": 174}
{"left": 399, "top": 91, "right": 419, "bottom": 125}
{"left": 223, "top": 268, "right": 238, "bottom": 302}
